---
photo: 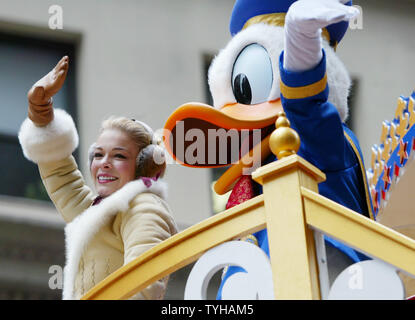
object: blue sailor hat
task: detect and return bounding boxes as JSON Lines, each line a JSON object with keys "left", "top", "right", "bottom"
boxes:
{"left": 229, "top": 0, "right": 352, "bottom": 47}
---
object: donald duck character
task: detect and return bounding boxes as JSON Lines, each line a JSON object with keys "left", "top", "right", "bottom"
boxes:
{"left": 164, "top": 0, "right": 374, "bottom": 299}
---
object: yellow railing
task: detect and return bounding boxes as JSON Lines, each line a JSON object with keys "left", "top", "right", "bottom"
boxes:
{"left": 82, "top": 112, "right": 415, "bottom": 300}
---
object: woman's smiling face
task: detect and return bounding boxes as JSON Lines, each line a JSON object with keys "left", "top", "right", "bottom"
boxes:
{"left": 91, "top": 129, "right": 140, "bottom": 197}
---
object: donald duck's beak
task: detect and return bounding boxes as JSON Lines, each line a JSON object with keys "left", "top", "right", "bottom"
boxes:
{"left": 163, "top": 99, "right": 283, "bottom": 194}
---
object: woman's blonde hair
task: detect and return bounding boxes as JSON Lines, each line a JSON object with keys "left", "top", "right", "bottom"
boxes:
{"left": 90, "top": 116, "right": 166, "bottom": 178}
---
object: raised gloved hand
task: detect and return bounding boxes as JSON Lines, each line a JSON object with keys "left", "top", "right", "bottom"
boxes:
{"left": 27, "top": 56, "right": 69, "bottom": 126}
{"left": 283, "top": 0, "right": 359, "bottom": 72}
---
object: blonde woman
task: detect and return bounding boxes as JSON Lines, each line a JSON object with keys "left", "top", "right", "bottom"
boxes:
{"left": 18, "top": 57, "right": 177, "bottom": 300}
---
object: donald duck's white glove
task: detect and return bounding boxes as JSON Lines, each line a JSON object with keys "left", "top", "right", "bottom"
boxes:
{"left": 283, "top": 0, "right": 359, "bottom": 72}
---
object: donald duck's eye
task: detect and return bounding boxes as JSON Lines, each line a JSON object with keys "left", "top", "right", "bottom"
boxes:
{"left": 231, "top": 44, "right": 273, "bottom": 105}
{"left": 233, "top": 74, "right": 252, "bottom": 105}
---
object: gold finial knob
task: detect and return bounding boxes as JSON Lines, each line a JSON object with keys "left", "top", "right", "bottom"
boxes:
{"left": 269, "top": 111, "right": 301, "bottom": 159}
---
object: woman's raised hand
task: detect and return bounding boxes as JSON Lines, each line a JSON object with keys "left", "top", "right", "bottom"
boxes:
{"left": 27, "top": 56, "right": 69, "bottom": 126}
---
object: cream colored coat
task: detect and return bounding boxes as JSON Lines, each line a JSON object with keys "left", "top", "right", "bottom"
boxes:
{"left": 19, "top": 109, "right": 177, "bottom": 300}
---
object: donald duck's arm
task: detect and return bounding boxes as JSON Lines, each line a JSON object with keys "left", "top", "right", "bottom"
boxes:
{"left": 280, "top": 51, "right": 357, "bottom": 172}
{"left": 280, "top": 0, "right": 359, "bottom": 172}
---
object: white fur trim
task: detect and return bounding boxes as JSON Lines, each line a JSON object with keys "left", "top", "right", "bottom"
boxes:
{"left": 323, "top": 42, "right": 351, "bottom": 122}
{"left": 18, "top": 109, "right": 79, "bottom": 163}
{"left": 62, "top": 178, "right": 168, "bottom": 300}
{"left": 208, "top": 24, "right": 351, "bottom": 122}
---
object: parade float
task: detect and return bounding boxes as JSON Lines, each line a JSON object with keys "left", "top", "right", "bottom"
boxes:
{"left": 80, "top": 0, "right": 415, "bottom": 300}
{"left": 80, "top": 103, "right": 415, "bottom": 300}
